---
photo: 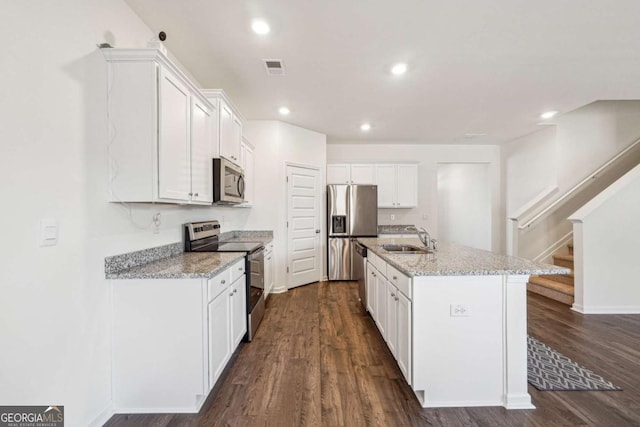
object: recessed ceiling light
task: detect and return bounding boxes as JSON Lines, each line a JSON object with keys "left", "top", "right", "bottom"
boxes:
{"left": 251, "top": 19, "right": 270, "bottom": 35}
{"left": 391, "top": 63, "right": 408, "bottom": 76}
{"left": 360, "top": 123, "right": 371, "bottom": 131}
{"left": 278, "top": 106, "right": 290, "bottom": 116}
{"left": 540, "top": 110, "right": 558, "bottom": 120}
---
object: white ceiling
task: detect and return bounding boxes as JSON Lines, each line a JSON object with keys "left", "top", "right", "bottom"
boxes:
{"left": 124, "top": 0, "right": 640, "bottom": 144}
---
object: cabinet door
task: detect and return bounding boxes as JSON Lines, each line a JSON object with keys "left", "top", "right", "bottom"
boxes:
{"left": 396, "top": 164, "right": 418, "bottom": 207}
{"left": 158, "top": 68, "right": 190, "bottom": 201}
{"left": 350, "top": 164, "right": 376, "bottom": 184}
{"left": 366, "top": 262, "right": 376, "bottom": 316}
{"left": 374, "top": 270, "right": 387, "bottom": 339}
{"left": 219, "top": 100, "right": 237, "bottom": 164}
{"left": 386, "top": 281, "right": 398, "bottom": 358}
{"left": 397, "top": 291, "right": 412, "bottom": 385}
{"left": 264, "top": 251, "right": 273, "bottom": 297}
{"left": 242, "top": 141, "right": 255, "bottom": 206}
{"left": 231, "top": 116, "right": 242, "bottom": 163}
{"left": 230, "top": 276, "right": 247, "bottom": 349}
{"left": 375, "top": 164, "right": 396, "bottom": 208}
{"left": 190, "top": 97, "right": 214, "bottom": 204}
{"left": 208, "top": 291, "right": 230, "bottom": 391}
{"left": 327, "top": 164, "right": 351, "bottom": 184}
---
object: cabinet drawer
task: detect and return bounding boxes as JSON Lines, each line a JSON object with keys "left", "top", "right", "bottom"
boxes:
{"left": 230, "top": 258, "right": 245, "bottom": 283}
{"left": 387, "top": 264, "right": 411, "bottom": 299}
{"left": 372, "top": 252, "right": 388, "bottom": 278}
{"left": 208, "top": 268, "right": 232, "bottom": 302}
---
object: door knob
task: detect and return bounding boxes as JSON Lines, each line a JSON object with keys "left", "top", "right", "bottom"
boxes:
{"left": 315, "top": 229, "right": 320, "bottom": 234}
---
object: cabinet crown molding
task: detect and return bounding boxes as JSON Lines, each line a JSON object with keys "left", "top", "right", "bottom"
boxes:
{"left": 201, "top": 89, "right": 245, "bottom": 122}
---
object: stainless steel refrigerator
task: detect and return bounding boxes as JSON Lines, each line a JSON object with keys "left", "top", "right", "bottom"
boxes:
{"left": 327, "top": 184, "right": 378, "bottom": 280}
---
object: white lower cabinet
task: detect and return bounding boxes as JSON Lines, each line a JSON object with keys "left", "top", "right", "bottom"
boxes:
{"left": 396, "top": 291, "right": 412, "bottom": 385}
{"left": 374, "top": 265, "right": 387, "bottom": 339}
{"left": 111, "top": 258, "right": 246, "bottom": 413}
{"left": 230, "top": 276, "right": 247, "bottom": 349}
{"left": 366, "top": 262, "right": 377, "bottom": 316}
{"left": 207, "top": 289, "right": 230, "bottom": 389}
{"left": 365, "top": 254, "right": 412, "bottom": 385}
{"left": 386, "top": 280, "right": 399, "bottom": 358}
{"left": 264, "top": 242, "right": 275, "bottom": 297}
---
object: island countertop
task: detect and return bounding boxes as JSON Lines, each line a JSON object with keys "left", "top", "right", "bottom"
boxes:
{"left": 358, "top": 237, "right": 570, "bottom": 277}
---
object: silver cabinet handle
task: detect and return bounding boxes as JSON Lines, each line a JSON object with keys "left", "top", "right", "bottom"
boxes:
{"left": 268, "top": 256, "right": 272, "bottom": 260}
{"left": 238, "top": 267, "right": 243, "bottom": 271}
{"left": 229, "top": 292, "right": 234, "bottom": 296}
{"left": 188, "top": 192, "right": 193, "bottom": 196}
{"left": 372, "top": 272, "right": 376, "bottom": 277}
{"left": 395, "top": 296, "right": 399, "bottom": 301}
{"left": 390, "top": 292, "right": 395, "bottom": 297}
{"left": 221, "top": 279, "right": 226, "bottom": 284}
{"left": 393, "top": 276, "right": 397, "bottom": 280}
{"left": 194, "top": 193, "right": 199, "bottom": 197}
{"left": 234, "top": 289, "right": 238, "bottom": 294}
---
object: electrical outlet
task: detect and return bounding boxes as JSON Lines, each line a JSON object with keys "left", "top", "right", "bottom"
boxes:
{"left": 390, "top": 214, "right": 396, "bottom": 221}
{"left": 450, "top": 304, "right": 471, "bottom": 317}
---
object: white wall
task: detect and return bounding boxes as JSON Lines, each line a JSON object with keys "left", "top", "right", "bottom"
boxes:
{"left": 0, "top": 2, "right": 255, "bottom": 425}
{"left": 242, "top": 121, "right": 327, "bottom": 290}
{"left": 502, "top": 101, "right": 640, "bottom": 260}
{"left": 569, "top": 165, "right": 640, "bottom": 313}
{"left": 327, "top": 144, "right": 502, "bottom": 252}
{"left": 437, "top": 163, "right": 491, "bottom": 250}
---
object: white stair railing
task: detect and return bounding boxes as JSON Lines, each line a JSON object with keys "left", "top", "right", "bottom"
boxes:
{"left": 507, "top": 137, "right": 640, "bottom": 256}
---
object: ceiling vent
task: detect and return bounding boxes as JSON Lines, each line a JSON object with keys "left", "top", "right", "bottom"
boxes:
{"left": 264, "top": 59, "right": 285, "bottom": 75}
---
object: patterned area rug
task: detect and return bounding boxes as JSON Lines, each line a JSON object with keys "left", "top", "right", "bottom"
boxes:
{"left": 527, "top": 336, "right": 622, "bottom": 391}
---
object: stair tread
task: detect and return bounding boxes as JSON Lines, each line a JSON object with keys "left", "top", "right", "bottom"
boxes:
{"left": 528, "top": 276, "right": 574, "bottom": 295}
{"left": 553, "top": 253, "right": 574, "bottom": 262}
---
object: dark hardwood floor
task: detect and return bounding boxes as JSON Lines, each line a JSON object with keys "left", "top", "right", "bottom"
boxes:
{"left": 105, "top": 281, "right": 640, "bottom": 427}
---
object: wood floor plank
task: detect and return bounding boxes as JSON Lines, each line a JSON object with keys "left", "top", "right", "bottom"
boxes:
{"left": 106, "top": 283, "right": 640, "bottom": 427}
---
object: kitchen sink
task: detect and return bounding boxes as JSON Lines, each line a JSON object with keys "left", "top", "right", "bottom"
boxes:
{"left": 381, "top": 244, "right": 432, "bottom": 254}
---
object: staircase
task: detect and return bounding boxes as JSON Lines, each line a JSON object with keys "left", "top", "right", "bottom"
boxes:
{"left": 527, "top": 243, "right": 574, "bottom": 305}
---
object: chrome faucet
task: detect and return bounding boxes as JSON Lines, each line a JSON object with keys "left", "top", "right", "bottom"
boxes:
{"left": 416, "top": 227, "right": 437, "bottom": 252}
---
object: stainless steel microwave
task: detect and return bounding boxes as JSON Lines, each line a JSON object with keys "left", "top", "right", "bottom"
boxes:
{"left": 213, "top": 158, "right": 245, "bottom": 204}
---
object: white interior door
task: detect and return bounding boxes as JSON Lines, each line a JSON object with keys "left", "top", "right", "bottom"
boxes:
{"left": 287, "top": 164, "right": 322, "bottom": 288}
{"left": 437, "top": 163, "right": 491, "bottom": 250}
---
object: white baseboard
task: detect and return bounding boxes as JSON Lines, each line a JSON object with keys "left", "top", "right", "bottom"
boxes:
{"left": 322, "top": 276, "right": 328, "bottom": 282}
{"left": 572, "top": 304, "right": 640, "bottom": 314}
{"left": 112, "top": 406, "right": 199, "bottom": 414}
{"left": 504, "top": 393, "right": 536, "bottom": 410}
{"left": 270, "top": 286, "right": 288, "bottom": 294}
{"left": 87, "top": 403, "right": 114, "bottom": 427}
{"left": 533, "top": 231, "right": 573, "bottom": 263}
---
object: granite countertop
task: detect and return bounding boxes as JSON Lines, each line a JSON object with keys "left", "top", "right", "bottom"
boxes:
{"left": 105, "top": 229, "right": 273, "bottom": 280}
{"left": 219, "top": 230, "right": 273, "bottom": 245}
{"left": 378, "top": 224, "right": 420, "bottom": 234}
{"left": 106, "top": 252, "right": 245, "bottom": 280}
{"left": 358, "top": 237, "right": 570, "bottom": 277}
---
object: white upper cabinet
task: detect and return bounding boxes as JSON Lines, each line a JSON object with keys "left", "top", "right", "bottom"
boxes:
{"left": 158, "top": 68, "right": 191, "bottom": 202}
{"left": 375, "top": 164, "right": 396, "bottom": 207}
{"left": 375, "top": 164, "right": 418, "bottom": 208}
{"left": 202, "top": 91, "right": 243, "bottom": 167}
{"left": 104, "top": 48, "right": 215, "bottom": 205}
{"left": 190, "top": 97, "right": 215, "bottom": 204}
{"left": 239, "top": 138, "right": 255, "bottom": 207}
{"left": 395, "top": 164, "right": 418, "bottom": 207}
{"left": 327, "top": 163, "right": 417, "bottom": 207}
{"left": 350, "top": 164, "right": 376, "bottom": 184}
{"left": 327, "top": 164, "right": 375, "bottom": 184}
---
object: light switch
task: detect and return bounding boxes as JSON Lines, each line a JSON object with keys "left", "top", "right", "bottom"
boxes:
{"left": 39, "top": 219, "right": 59, "bottom": 247}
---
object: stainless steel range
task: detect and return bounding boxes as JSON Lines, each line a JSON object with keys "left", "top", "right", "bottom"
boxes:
{"left": 184, "top": 220, "right": 265, "bottom": 341}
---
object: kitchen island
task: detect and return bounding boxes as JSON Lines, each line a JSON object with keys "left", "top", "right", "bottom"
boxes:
{"left": 358, "top": 237, "right": 568, "bottom": 410}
